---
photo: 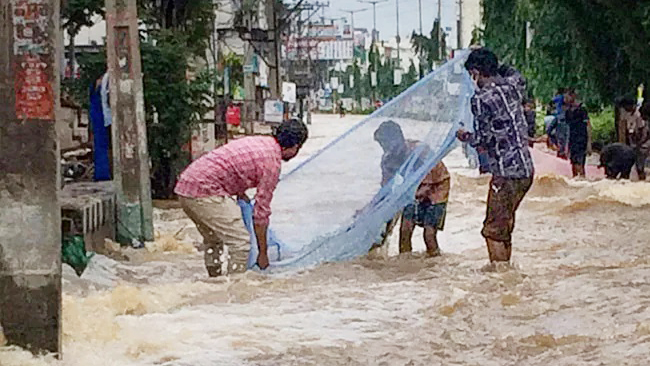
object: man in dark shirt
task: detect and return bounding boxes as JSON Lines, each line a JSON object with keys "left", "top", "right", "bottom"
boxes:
{"left": 457, "top": 48, "right": 534, "bottom": 264}
{"left": 564, "top": 90, "right": 591, "bottom": 178}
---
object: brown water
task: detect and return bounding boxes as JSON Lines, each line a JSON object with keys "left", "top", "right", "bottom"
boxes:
{"left": 2, "top": 115, "right": 650, "bottom": 366}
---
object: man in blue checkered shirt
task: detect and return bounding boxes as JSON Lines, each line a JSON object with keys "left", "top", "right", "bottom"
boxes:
{"left": 457, "top": 48, "right": 535, "bottom": 264}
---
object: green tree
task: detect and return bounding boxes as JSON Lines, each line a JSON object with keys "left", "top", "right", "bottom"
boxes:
{"left": 60, "top": 0, "right": 104, "bottom": 92}
{"left": 68, "top": 0, "right": 218, "bottom": 198}
{"left": 352, "top": 58, "right": 363, "bottom": 104}
{"left": 483, "top": 0, "right": 650, "bottom": 111}
{"left": 399, "top": 60, "right": 418, "bottom": 93}
{"left": 411, "top": 19, "right": 446, "bottom": 73}
{"left": 140, "top": 31, "right": 212, "bottom": 197}
{"left": 137, "top": 1, "right": 216, "bottom": 198}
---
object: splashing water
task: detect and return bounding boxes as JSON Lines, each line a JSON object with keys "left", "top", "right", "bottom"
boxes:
{"left": 2, "top": 114, "right": 650, "bottom": 365}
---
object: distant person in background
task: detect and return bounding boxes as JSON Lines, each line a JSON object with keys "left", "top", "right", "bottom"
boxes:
{"left": 551, "top": 87, "right": 569, "bottom": 158}
{"left": 338, "top": 100, "right": 346, "bottom": 118}
{"left": 599, "top": 143, "right": 637, "bottom": 179}
{"left": 555, "top": 102, "right": 570, "bottom": 159}
{"left": 564, "top": 90, "right": 591, "bottom": 178}
{"left": 619, "top": 97, "right": 649, "bottom": 180}
{"left": 553, "top": 88, "right": 565, "bottom": 115}
{"left": 544, "top": 102, "right": 557, "bottom": 149}
{"left": 524, "top": 99, "right": 537, "bottom": 147}
{"left": 457, "top": 48, "right": 534, "bottom": 264}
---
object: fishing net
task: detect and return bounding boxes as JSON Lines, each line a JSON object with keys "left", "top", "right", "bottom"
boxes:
{"left": 244, "top": 50, "right": 476, "bottom": 271}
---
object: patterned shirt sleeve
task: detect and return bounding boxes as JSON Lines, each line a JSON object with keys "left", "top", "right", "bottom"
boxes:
{"left": 253, "top": 158, "right": 281, "bottom": 226}
{"left": 469, "top": 96, "right": 490, "bottom": 149}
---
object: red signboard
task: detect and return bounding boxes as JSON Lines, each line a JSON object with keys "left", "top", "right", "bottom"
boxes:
{"left": 12, "top": 0, "right": 54, "bottom": 120}
{"left": 226, "top": 105, "right": 241, "bottom": 126}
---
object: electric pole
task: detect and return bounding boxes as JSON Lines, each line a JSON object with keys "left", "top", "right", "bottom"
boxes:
{"left": 457, "top": 0, "right": 463, "bottom": 49}
{"left": 0, "top": 0, "right": 62, "bottom": 354}
{"left": 419, "top": 0, "right": 423, "bottom": 34}
{"left": 359, "top": 0, "right": 388, "bottom": 43}
{"left": 395, "top": 0, "right": 400, "bottom": 70}
{"left": 265, "top": 0, "right": 280, "bottom": 99}
{"left": 106, "top": 0, "right": 154, "bottom": 244}
{"left": 438, "top": 0, "right": 443, "bottom": 60}
{"left": 418, "top": 0, "right": 424, "bottom": 77}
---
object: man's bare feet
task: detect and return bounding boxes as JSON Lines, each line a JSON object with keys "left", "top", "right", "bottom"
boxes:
{"left": 480, "top": 261, "right": 514, "bottom": 273}
{"left": 426, "top": 248, "right": 441, "bottom": 257}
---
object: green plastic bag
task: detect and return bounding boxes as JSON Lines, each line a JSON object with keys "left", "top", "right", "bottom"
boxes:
{"left": 62, "top": 235, "right": 95, "bottom": 276}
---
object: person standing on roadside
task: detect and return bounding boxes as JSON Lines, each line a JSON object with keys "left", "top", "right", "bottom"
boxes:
{"left": 619, "top": 97, "right": 649, "bottom": 180}
{"left": 524, "top": 99, "right": 537, "bottom": 148}
{"left": 564, "top": 90, "right": 591, "bottom": 178}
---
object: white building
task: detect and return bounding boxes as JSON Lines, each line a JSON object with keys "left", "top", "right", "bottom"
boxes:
{"left": 458, "top": 0, "right": 483, "bottom": 49}
{"left": 380, "top": 36, "right": 419, "bottom": 71}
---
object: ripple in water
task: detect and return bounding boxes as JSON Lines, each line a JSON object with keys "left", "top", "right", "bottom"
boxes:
{"left": 2, "top": 116, "right": 650, "bottom": 365}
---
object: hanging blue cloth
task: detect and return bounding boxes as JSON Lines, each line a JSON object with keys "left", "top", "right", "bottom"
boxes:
{"left": 89, "top": 81, "right": 111, "bottom": 181}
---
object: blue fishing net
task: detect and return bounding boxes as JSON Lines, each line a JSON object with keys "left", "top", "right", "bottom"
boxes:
{"left": 243, "top": 50, "right": 476, "bottom": 271}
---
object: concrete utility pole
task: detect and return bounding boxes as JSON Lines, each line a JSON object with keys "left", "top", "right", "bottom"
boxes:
{"left": 418, "top": 0, "right": 425, "bottom": 77}
{"left": 0, "top": 0, "right": 62, "bottom": 354}
{"left": 265, "top": 0, "right": 280, "bottom": 99}
{"left": 359, "top": 0, "right": 387, "bottom": 43}
{"left": 418, "top": 0, "right": 423, "bottom": 34}
{"left": 457, "top": 0, "right": 463, "bottom": 49}
{"left": 437, "top": 0, "right": 443, "bottom": 60}
{"left": 106, "top": 0, "right": 154, "bottom": 244}
{"left": 395, "top": 0, "right": 400, "bottom": 69}
{"left": 243, "top": 44, "right": 256, "bottom": 134}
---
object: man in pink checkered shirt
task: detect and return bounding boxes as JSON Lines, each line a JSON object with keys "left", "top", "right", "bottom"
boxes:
{"left": 175, "top": 119, "right": 308, "bottom": 277}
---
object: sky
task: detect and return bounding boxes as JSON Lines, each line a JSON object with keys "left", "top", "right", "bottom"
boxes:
{"left": 305, "top": 0, "right": 459, "bottom": 47}
{"left": 68, "top": 1, "right": 461, "bottom": 49}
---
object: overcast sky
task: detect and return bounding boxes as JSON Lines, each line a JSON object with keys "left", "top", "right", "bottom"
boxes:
{"left": 304, "top": 0, "right": 459, "bottom": 46}
{"left": 69, "top": 1, "right": 461, "bottom": 49}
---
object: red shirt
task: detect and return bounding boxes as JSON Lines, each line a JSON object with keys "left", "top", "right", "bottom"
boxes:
{"left": 174, "top": 136, "right": 282, "bottom": 225}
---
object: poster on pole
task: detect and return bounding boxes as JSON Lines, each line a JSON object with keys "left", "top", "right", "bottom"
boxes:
{"left": 331, "top": 77, "right": 339, "bottom": 90}
{"left": 337, "top": 84, "right": 344, "bottom": 94}
{"left": 349, "top": 74, "right": 354, "bottom": 89}
{"left": 264, "top": 99, "right": 284, "bottom": 123}
{"left": 393, "top": 69, "right": 402, "bottom": 86}
{"left": 370, "top": 72, "right": 377, "bottom": 87}
{"left": 12, "top": 0, "right": 55, "bottom": 120}
{"left": 282, "top": 82, "right": 296, "bottom": 104}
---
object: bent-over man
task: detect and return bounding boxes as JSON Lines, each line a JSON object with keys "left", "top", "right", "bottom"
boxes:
{"left": 174, "top": 119, "right": 308, "bottom": 276}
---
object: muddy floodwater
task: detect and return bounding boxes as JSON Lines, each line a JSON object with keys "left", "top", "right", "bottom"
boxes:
{"left": 2, "top": 115, "right": 650, "bottom": 366}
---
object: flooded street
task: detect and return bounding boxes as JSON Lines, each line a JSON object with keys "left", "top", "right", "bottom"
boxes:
{"left": 3, "top": 114, "right": 650, "bottom": 366}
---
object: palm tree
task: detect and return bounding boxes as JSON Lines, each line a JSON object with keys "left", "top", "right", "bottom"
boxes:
{"left": 410, "top": 19, "right": 447, "bottom": 75}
